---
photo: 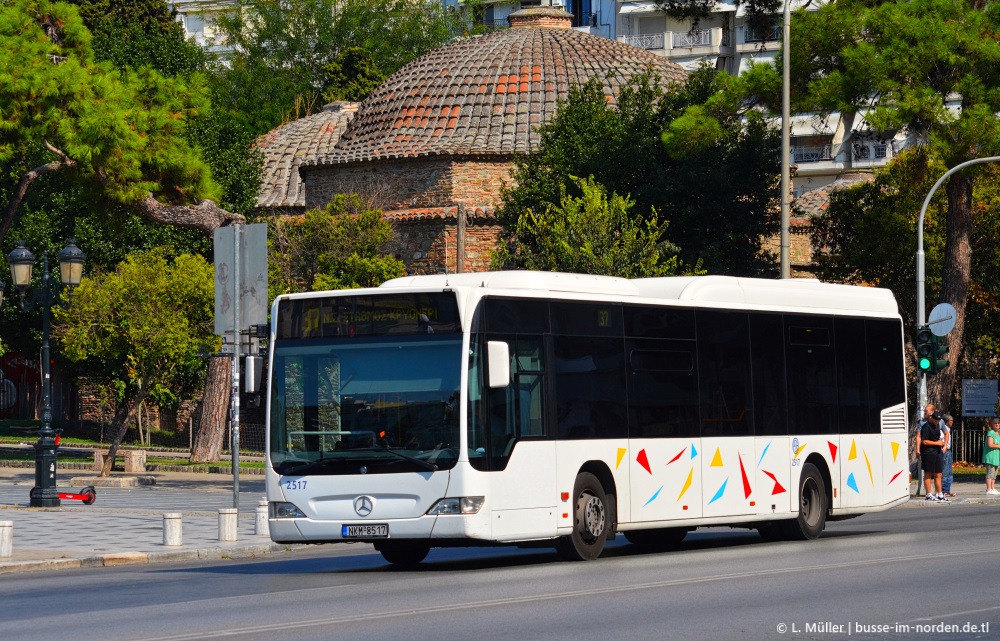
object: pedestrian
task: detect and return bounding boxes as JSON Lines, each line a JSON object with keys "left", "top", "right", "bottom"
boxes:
{"left": 916, "top": 404, "right": 948, "bottom": 501}
{"left": 984, "top": 417, "right": 1000, "bottom": 496}
{"left": 940, "top": 413, "right": 955, "bottom": 498}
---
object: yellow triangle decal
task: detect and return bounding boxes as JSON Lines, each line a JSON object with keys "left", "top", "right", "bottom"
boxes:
{"left": 615, "top": 448, "right": 626, "bottom": 470}
{"left": 891, "top": 442, "right": 900, "bottom": 461}
{"left": 794, "top": 442, "right": 808, "bottom": 458}
{"left": 864, "top": 450, "right": 873, "bottom": 485}
{"left": 678, "top": 468, "right": 693, "bottom": 500}
{"left": 711, "top": 448, "right": 723, "bottom": 467}
{"left": 849, "top": 440, "right": 857, "bottom": 461}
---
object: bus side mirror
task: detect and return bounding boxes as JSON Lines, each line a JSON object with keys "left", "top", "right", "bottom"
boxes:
{"left": 487, "top": 341, "right": 511, "bottom": 388}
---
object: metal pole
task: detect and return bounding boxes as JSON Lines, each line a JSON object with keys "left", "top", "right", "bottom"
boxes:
{"left": 31, "top": 254, "right": 58, "bottom": 508}
{"left": 231, "top": 224, "right": 241, "bottom": 509}
{"left": 915, "top": 156, "right": 1000, "bottom": 410}
{"left": 780, "top": 0, "right": 791, "bottom": 280}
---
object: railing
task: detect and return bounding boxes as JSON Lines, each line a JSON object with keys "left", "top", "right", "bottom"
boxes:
{"left": 721, "top": 29, "right": 731, "bottom": 47}
{"left": 671, "top": 29, "right": 711, "bottom": 48}
{"left": 744, "top": 25, "right": 782, "bottom": 43}
{"left": 952, "top": 428, "right": 986, "bottom": 464}
{"left": 792, "top": 145, "right": 833, "bottom": 163}
{"left": 617, "top": 33, "right": 665, "bottom": 50}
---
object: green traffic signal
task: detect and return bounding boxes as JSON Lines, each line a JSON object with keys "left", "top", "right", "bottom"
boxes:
{"left": 915, "top": 325, "right": 950, "bottom": 375}
{"left": 916, "top": 326, "right": 935, "bottom": 373}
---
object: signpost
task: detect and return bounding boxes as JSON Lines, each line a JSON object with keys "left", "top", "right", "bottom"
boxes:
{"left": 214, "top": 224, "right": 267, "bottom": 509}
{"left": 962, "top": 379, "right": 998, "bottom": 418}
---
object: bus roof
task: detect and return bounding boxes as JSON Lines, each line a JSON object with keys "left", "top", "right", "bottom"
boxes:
{"left": 378, "top": 272, "right": 900, "bottom": 315}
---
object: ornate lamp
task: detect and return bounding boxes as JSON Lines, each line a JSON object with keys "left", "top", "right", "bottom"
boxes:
{"left": 57, "top": 239, "right": 86, "bottom": 288}
{"left": 7, "top": 241, "right": 35, "bottom": 290}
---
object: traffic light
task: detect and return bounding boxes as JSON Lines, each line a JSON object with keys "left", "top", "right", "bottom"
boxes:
{"left": 916, "top": 326, "right": 934, "bottom": 373}
{"left": 915, "top": 326, "right": 949, "bottom": 375}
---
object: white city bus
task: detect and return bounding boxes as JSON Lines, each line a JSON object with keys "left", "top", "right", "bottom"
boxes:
{"left": 265, "top": 272, "right": 909, "bottom": 565}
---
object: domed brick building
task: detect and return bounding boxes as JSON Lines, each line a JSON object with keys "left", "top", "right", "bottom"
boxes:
{"left": 280, "top": 8, "right": 688, "bottom": 274}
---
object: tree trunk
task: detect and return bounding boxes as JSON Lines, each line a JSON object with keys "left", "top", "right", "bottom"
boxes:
{"left": 101, "top": 389, "right": 148, "bottom": 477}
{"left": 191, "top": 357, "right": 232, "bottom": 463}
{"left": 926, "top": 172, "right": 974, "bottom": 415}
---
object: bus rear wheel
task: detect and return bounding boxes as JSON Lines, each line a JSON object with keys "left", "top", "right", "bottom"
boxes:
{"left": 557, "top": 472, "right": 609, "bottom": 561}
{"left": 781, "top": 462, "right": 827, "bottom": 540}
{"left": 375, "top": 542, "right": 430, "bottom": 567}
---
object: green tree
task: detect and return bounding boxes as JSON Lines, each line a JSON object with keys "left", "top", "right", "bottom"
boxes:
{"left": 322, "top": 47, "right": 386, "bottom": 103}
{"left": 211, "top": 0, "right": 460, "bottom": 135}
{"left": 54, "top": 250, "right": 216, "bottom": 476}
{"left": 269, "top": 194, "right": 405, "bottom": 295}
{"left": 0, "top": 0, "right": 243, "bottom": 247}
{"left": 498, "top": 68, "right": 781, "bottom": 276}
{"left": 495, "top": 175, "right": 683, "bottom": 278}
{"left": 779, "top": 0, "right": 1000, "bottom": 408}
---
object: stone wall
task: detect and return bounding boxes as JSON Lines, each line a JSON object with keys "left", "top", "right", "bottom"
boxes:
{"left": 388, "top": 216, "right": 504, "bottom": 275}
{"left": 302, "top": 156, "right": 514, "bottom": 213}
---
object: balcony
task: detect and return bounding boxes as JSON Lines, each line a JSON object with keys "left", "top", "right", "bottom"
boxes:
{"left": 617, "top": 28, "right": 732, "bottom": 56}
{"left": 792, "top": 145, "right": 833, "bottom": 164}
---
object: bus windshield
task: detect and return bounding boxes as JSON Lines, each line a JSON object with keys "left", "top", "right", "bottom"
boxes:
{"left": 269, "top": 335, "right": 462, "bottom": 475}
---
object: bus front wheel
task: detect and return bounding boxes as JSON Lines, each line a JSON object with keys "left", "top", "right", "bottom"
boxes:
{"left": 375, "top": 542, "right": 430, "bottom": 567}
{"left": 557, "top": 472, "right": 609, "bottom": 561}
{"left": 781, "top": 462, "right": 827, "bottom": 540}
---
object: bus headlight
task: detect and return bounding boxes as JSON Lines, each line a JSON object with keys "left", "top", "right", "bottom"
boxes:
{"left": 270, "top": 502, "right": 305, "bottom": 518}
{"left": 427, "top": 497, "right": 485, "bottom": 515}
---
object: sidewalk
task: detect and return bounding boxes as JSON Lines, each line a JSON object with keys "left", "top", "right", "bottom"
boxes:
{"left": 0, "top": 467, "right": 297, "bottom": 575}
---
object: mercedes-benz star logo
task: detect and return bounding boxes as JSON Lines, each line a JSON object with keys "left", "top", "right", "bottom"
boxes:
{"left": 354, "top": 496, "right": 374, "bottom": 517}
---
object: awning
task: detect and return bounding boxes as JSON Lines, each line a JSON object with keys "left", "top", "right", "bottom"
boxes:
{"left": 619, "top": 2, "right": 659, "bottom": 15}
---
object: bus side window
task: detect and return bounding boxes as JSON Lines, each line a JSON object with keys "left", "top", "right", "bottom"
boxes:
{"left": 482, "top": 335, "right": 546, "bottom": 470}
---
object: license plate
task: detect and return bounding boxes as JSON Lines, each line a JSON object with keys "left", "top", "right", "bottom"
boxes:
{"left": 342, "top": 524, "right": 388, "bottom": 538}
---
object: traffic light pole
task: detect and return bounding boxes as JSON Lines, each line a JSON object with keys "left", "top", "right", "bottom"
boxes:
{"left": 916, "top": 156, "right": 1000, "bottom": 409}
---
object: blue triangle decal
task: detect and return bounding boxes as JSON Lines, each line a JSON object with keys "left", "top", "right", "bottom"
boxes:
{"left": 644, "top": 486, "right": 664, "bottom": 507}
{"left": 691, "top": 444, "right": 698, "bottom": 459}
{"left": 846, "top": 473, "right": 859, "bottom": 494}
{"left": 708, "top": 478, "right": 728, "bottom": 504}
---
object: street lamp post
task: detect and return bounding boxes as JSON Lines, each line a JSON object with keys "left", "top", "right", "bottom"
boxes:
{"left": 780, "top": 0, "right": 792, "bottom": 280}
{"left": 5, "top": 239, "right": 86, "bottom": 507}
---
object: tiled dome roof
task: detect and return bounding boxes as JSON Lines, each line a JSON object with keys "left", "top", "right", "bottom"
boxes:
{"left": 256, "top": 102, "right": 358, "bottom": 208}
{"left": 308, "top": 11, "right": 686, "bottom": 166}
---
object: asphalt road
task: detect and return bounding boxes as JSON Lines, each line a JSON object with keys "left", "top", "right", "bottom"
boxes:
{"left": 2, "top": 503, "right": 998, "bottom": 641}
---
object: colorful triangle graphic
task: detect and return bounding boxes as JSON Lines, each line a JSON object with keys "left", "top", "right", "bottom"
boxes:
{"left": 637, "top": 449, "right": 652, "bottom": 475}
{"left": 757, "top": 441, "right": 772, "bottom": 468}
{"left": 846, "top": 473, "right": 859, "bottom": 493}
{"left": 864, "top": 450, "right": 873, "bottom": 485}
{"left": 678, "top": 468, "right": 693, "bottom": 501}
{"left": 794, "top": 442, "right": 808, "bottom": 458}
{"left": 762, "top": 470, "right": 787, "bottom": 495}
{"left": 889, "top": 470, "right": 902, "bottom": 484}
{"left": 891, "top": 442, "right": 900, "bottom": 462}
{"left": 616, "top": 448, "right": 626, "bottom": 470}
{"left": 739, "top": 454, "right": 751, "bottom": 499}
{"left": 708, "top": 478, "right": 728, "bottom": 504}
{"left": 668, "top": 447, "right": 686, "bottom": 465}
{"left": 711, "top": 448, "right": 723, "bottom": 467}
{"left": 849, "top": 439, "right": 857, "bottom": 461}
{"left": 691, "top": 444, "right": 698, "bottom": 458}
{"left": 644, "top": 486, "right": 663, "bottom": 507}
{"left": 828, "top": 441, "right": 838, "bottom": 463}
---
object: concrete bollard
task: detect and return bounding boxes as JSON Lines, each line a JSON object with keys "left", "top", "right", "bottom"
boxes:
{"left": 0, "top": 521, "right": 12, "bottom": 557}
{"left": 255, "top": 499, "right": 269, "bottom": 537}
{"left": 218, "top": 508, "right": 238, "bottom": 542}
{"left": 163, "top": 513, "right": 183, "bottom": 546}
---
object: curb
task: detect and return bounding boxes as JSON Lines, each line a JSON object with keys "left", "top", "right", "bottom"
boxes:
{"left": 0, "top": 460, "right": 264, "bottom": 475}
{"left": 0, "top": 542, "right": 288, "bottom": 575}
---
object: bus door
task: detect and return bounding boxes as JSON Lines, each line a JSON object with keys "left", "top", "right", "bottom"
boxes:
{"left": 476, "top": 334, "right": 558, "bottom": 540}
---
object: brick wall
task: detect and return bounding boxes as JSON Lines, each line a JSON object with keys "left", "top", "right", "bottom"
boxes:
{"left": 388, "top": 218, "right": 504, "bottom": 274}
{"left": 302, "top": 156, "right": 514, "bottom": 213}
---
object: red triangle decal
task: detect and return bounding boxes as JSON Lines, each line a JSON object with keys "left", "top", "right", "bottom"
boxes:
{"left": 739, "top": 454, "right": 752, "bottom": 499}
{"left": 762, "top": 470, "right": 787, "bottom": 495}
{"left": 637, "top": 449, "right": 652, "bottom": 475}
{"left": 667, "top": 447, "right": 685, "bottom": 465}
{"left": 828, "top": 441, "right": 838, "bottom": 463}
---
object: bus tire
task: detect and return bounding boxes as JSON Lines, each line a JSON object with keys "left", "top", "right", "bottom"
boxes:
{"left": 375, "top": 542, "right": 430, "bottom": 567}
{"left": 782, "top": 462, "right": 827, "bottom": 540}
{"left": 624, "top": 527, "right": 688, "bottom": 549}
{"left": 557, "top": 472, "right": 609, "bottom": 561}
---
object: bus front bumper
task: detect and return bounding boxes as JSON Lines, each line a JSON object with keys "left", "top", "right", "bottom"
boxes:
{"left": 269, "top": 511, "right": 492, "bottom": 543}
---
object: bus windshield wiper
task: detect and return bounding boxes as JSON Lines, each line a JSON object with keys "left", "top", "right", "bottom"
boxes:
{"left": 350, "top": 447, "right": 439, "bottom": 471}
